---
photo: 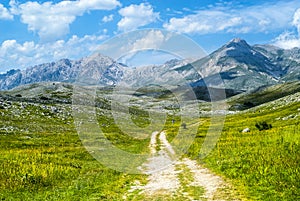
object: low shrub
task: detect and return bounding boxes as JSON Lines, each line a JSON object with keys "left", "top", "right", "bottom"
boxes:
{"left": 255, "top": 121, "right": 272, "bottom": 131}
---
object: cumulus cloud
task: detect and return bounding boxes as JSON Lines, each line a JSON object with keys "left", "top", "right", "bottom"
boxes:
{"left": 273, "top": 8, "right": 300, "bottom": 49}
{"left": 164, "top": 10, "right": 243, "bottom": 34}
{"left": 118, "top": 3, "right": 159, "bottom": 32}
{"left": 102, "top": 14, "right": 114, "bottom": 23}
{"left": 131, "top": 30, "right": 166, "bottom": 51}
{"left": 0, "top": 34, "right": 108, "bottom": 72}
{"left": 293, "top": 8, "right": 300, "bottom": 36}
{"left": 273, "top": 32, "right": 300, "bottom": 49}
{"left": 116, "top": 30, "right": 174, "bottom": 67}
{"left": 0, "top": 4, "right": 13, "bottom": 20}
{"left": 163, "top": 1, "right": 300, "bottom": 34}
{"left": 13, "top": 0, "right": 121, "bottom": 41}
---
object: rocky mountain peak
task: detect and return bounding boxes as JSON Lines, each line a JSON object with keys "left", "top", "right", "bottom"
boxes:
{"left": 81, "top": 53, "right": 115, "bottom": 66}
{"left": 224, "top": 38, "right": 252, "bottom": 51}
{"left": 230, "top": 38, "right": 246, "bottom": 44}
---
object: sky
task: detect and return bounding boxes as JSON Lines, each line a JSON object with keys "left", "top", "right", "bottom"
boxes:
{"left": 1, "top": 0, "right": 300, "bottom": 72}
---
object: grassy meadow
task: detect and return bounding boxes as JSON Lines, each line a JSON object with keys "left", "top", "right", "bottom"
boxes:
{"left": 0, "top": 100, "right": 147, "bottom": 200}
{"left": 185, "top": 97, "right": 300, "bottom": 200}
{"left": 0, "top": 84, "right": 299, "bottom": 200}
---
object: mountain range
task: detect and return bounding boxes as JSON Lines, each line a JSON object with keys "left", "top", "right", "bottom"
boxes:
{"left": 0, "top": 38, "right": 299, "bottom": 91}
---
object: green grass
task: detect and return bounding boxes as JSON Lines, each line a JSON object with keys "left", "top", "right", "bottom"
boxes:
{"left": 175, "top": 163, "right": 205, "bottom": 200}
{"left": 228, "top": 81, "right": 300, "bottom": 110}
{"left": 0, "top": 100, "right": 147, "bottom": 200}
{"left": 1, "top": 86, "right": 299, "bottom": 200}
{"left": 185, "top": 99, "right": 300, "bottom": 200}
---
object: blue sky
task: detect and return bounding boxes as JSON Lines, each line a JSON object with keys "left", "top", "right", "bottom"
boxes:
{"left": 1, "top": 0, "right": 300, "bottom": 71}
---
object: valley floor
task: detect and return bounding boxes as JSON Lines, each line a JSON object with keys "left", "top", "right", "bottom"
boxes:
{"left": 0, "top": 85, "right": 299, "bottom": 200}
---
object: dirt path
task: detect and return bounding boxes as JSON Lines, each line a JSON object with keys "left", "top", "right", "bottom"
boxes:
{"left": 125, "top": 131, "right": 238, "bottom": 201}
{"left": 139, "top": 131, "right": 180, "bottom": 193}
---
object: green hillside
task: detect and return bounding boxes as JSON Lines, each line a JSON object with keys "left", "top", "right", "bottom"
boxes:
{"left": 228, "top": 81, "right": 300, "bottom": 110}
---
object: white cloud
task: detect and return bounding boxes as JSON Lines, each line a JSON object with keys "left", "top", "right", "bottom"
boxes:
{"left": 0, "top": 34, "right": 108, "bottom": 72}
{"left": 118, "top": 50, "right": 179, "bottom": 67}
{"left": 131, "top": 30, "right": 166, "bottom": 51}
{"left": 273, "top": 8, "right": 300, "bottom": 49}
{"left": 163, "top": 1, "right": 300, "bottom": 35}
{"left": 117, "top": 30, "right": 173, "bottom": 66}
{"left": 102, "top": 14, "right": 114, "bottom": 23}
{"left": 273, "top": 32, "right": 300, "bottom": 49}
{"left": 14, "top": 0, "right": 121, "bottom": 41}
{"left": 164, "top": 10, "right": 243, "bottom": 34}
{"left": 118, "top": 3, "right": 159, "bottom": 32}
{"left": 293, "top": 8, "right": 300, "bottom": 35}
{"left": 0, "top": 4, "right": 13, "bottom": 20}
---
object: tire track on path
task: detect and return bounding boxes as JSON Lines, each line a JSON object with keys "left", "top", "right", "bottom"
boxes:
{"left": 126, "top": 131, "right": 240, "bottom": 201}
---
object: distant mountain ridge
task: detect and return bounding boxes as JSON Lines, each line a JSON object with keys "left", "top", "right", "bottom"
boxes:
{"left": 0, "top": 54, "right": 126, "bottom": 90}
{"left": 0, "top": 38, "right": 299, "bottom": 91}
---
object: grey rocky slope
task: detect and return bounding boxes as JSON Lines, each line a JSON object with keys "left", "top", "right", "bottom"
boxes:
{"left": 0, "top": 38, "right": 299, "bottom": 91}
{"left": 191, "top": 38, "right": 300, "bottom": 90}
{"left": 0, "top": 53, "right": 126, "bottom": 90}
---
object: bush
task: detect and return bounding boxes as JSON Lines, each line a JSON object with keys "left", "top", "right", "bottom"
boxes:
{"left": 255, "top": 121, "right": 272, "bottom": 131}
{"left": 40, "top": 96, "right": 49, "bottom": 100}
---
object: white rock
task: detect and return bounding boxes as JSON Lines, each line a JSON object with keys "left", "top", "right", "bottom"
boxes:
{"left": 242, "top": 128, "right": 250, "bottom": 133}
